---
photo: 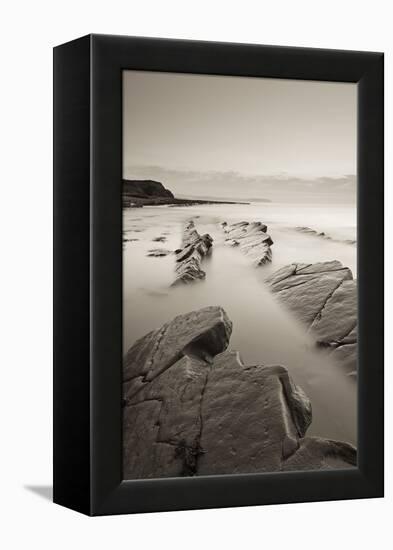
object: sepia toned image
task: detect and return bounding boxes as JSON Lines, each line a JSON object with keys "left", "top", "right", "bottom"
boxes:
{"left": 122, "top": 70, "right": 357, "bottom": 480}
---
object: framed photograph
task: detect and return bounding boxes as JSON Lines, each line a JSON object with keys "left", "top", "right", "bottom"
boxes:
{"left": 53, "top": 34, "right": 384, "bottom": 515}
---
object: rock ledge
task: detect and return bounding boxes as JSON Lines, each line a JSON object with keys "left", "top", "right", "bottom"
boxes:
{"left": 266, "top": 261, "right": 357, "bottom": 373}
{"left": 172, "top": 221, "right": 213, "bottom": 285}
{"left": 221, "top": 221, "right": 273, "bottom": 266}
{"left": 123, "top": 305, "right": 356, "bottom": 479}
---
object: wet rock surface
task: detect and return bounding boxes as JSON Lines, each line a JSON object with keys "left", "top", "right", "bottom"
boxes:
{"left": 123, "top": 306, "right": 356, "bottom": 479}
{"left": 266, "top": 261, "right": 357, "bottom": 373}
{"left": 123, "top": 306, "right": 232, "bottom": 395}
{"left": 172, "top": 221, "right": 213, "bottom": 285}
{"left": 221, "top": 221, "right": 273, "bottom": 266}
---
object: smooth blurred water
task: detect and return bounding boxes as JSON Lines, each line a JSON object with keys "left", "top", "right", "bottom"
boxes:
{"left": 123, "top": 203, "right": 357, "bottom": 445}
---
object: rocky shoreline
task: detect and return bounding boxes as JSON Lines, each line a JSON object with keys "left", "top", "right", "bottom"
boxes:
{"left": 123, "top": 212, "right": 357, "bottom": 478}
{"left": 123, "top": 306, "right": 356, "bottom": 479}
{"left": 135, "top": 218, "right": 357, "bottom": 374}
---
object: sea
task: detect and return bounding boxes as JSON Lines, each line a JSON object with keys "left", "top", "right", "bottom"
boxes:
{"left": 123, "top": 201, "right": 357, "bottom": 445}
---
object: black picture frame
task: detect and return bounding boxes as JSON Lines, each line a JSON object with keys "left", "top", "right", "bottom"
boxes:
{"left": 53, "top": 34, "right": 384, "bottom": 516}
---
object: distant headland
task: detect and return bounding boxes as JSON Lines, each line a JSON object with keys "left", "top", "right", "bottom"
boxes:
{"left": 122, "top": 179, "right": 249, "bottom": 208}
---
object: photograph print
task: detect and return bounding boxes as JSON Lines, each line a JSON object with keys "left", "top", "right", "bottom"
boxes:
{"left": 122, "top": 70, "right": 357, "bottom": 480}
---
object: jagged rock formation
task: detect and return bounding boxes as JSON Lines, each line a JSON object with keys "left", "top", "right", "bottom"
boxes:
{"left": 266, "top": 261, "right": 357, "bottom": 373}
{"left": 123, "top": 306, "right": 356, "bottom": 479}
{"left": 172, "top": 221, "right": 213, "bottom": 285}
{"left": 221, "top": 221, "right": 273, "bottom": 266}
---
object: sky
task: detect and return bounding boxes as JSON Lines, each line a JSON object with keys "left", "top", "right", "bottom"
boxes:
{"left": 123, "top": 70, "right": 357, "bottom": 202}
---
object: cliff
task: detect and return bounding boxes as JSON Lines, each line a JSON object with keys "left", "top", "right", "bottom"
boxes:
{"left": 123, "top": 179, "right": 247, "bottom": 207}
{"left": 123, "top": 179, "right": 174, "bottom": 199}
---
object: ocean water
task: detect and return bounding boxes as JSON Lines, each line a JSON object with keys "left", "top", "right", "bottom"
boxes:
{"left": 123, "top": 202, "right": 357, "bottom": 445}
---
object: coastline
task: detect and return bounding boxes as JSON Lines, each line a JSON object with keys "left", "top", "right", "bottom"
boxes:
{"left": 122, "top": 179, "right": 250, "bottom": 207}
{"left": 122, "top": 206, "right": 357, "bottom": 479}
{"left": 123, "top": 194, "right": 249, "bottom": 208}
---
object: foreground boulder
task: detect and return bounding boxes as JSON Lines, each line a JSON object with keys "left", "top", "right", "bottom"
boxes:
{"left": 172, "top": 221, "right": 213, "bottom": 285}
{"left": 266, "top": 261, "right": 357, "bottom": 373}
{"left": 123, "top": 306, "right": 232, "bottom": 395}
{"left": 221, "top": 221, "right": 273, "bottom": 266}
{"left": 123, "top": 306, "right": 356, "bottom": 479}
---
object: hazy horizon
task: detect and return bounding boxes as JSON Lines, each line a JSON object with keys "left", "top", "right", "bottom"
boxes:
{"left": 123, "top": 70, "right": 357, "bottom": 204}
{"left": 123, "top": 164, "right": 356, "bottom": 204}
